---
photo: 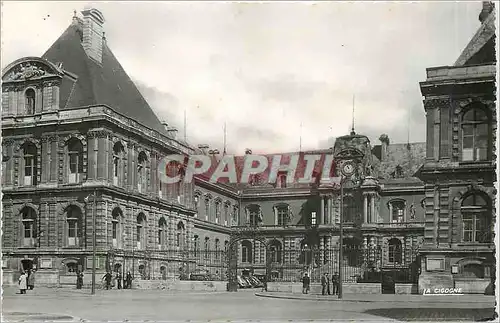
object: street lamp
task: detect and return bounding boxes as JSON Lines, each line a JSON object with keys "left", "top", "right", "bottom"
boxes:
{"left": 84, "top": 190, "right": 97, "bottom": 295}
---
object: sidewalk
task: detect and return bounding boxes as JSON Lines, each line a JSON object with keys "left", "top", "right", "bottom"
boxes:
{"left": 255, "top": 291, "right": 496, "bottom": 305}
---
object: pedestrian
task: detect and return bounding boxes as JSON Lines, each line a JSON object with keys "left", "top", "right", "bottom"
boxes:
{"left": 117, "top": 272, "right": 122, "bottom": 290}
{"left": 126, "top": 271, "right": 132, "bottom": 289}
{"left": 331, "top": 272, "right": 339, "bottom": 296}
{"left": 321, "top": 273, "right": 328, "bottom": 295}
{"left": 27, "top": 269, "right": 36, "bottom": 290}
{"left": 261, "top": 275, "right": 268, "bottom": 292}
{"left": 327, "top": 273, "right": 331, "bottom": 295}
{"left": 18, "top": 271, "right": 27, "bottom": 294}
{"left": 76, "top": 271, "right": 83, "bottom": 289}
{"left": 302, "top": 273, "right": 310, "bottom": 294}
{"left": 103, "top": 272, "right": 112, "bottom": 290}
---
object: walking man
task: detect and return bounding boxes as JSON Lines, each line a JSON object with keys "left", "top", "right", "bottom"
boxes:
{"left": 302, "top": 273, "right": 310, "bottom": 294}
{"left": 126, "top": 271, "right": 133, "bottom": 289}
{"left": 321, "top": 273, "right": 328, "bottom": 295}
{"left": 27, "top": 269, "right": 36, "bottom": 290}
{"left": 103, "top": 272, "right": 112, "bottom": 290}
{"left": 117, "top": 272, "right": 122, "bottom": 290}
{"left": 76, "top": 271, "right": 83, "bottom": 289}
{"left": 332, "top": 272, "right": 340, "bottom": 296}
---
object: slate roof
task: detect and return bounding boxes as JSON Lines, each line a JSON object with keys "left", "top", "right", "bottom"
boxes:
{"left": 371, "top": 142, "right": 426, "bottom": 180}
{"left": 454, "top": 4, "right": 496, "bottom": 66}
{"left": 42, "top": 18, "right": 171, "bottom": 137}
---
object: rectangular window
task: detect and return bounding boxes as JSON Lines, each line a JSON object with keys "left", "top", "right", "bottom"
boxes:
{"left": 24, "top": 221, "right": 33, "bottom": 238}
{"left": 68, "top": 221, "right": 77, "bottom": 238}
{"left": 112, "top": 222, "right": 117, "bottom": 239}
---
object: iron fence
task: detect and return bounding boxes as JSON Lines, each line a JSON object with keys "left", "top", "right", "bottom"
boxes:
{"left": 267, "top": 246, "right": 419, "bottom": 284}
{"left": 105, "top": 248, "right": 229, "bottom": 281}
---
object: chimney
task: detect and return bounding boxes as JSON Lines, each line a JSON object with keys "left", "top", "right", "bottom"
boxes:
{"left": 81, "top": 7, "right": 105, "bottom": 63}
{"left": 167, "top": 126, "right": 178, "bottom": 139}
{"left": 379, "top": 134, "right": 390, "bottom": 162}
{"left": 479, "top": 1, "right": 494, "bottom": 24}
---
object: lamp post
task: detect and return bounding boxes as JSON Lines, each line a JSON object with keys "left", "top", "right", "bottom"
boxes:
{"left": 84, "top": 190, "right": 97, "bottom": 295}
{"left": 336, "top": 160, "right": 363, "bottom": 299}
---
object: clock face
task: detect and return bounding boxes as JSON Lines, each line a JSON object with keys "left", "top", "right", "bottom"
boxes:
{"left": 342, "top": 162, "right": 355, "bottom": 176}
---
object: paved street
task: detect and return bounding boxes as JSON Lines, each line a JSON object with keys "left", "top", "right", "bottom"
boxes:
{"left": 2, "top": 287, "right": 496, "bottom": 322}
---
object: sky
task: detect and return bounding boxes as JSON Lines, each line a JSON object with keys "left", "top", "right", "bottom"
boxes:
{"left": 1, "top": 1, "right": 483, "bottom": 154}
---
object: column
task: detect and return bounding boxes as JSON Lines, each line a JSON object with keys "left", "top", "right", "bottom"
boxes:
{"left": 389, "top": 203, "right": 393, "bottom": 223}
{"left": 320, "top": 197, "right": 324, "bottom": 225}
{"left": 363, "top": 194, "right": 368, "bottom": 224}
{"left": 370, "top": 194, "right": 376, "bottom": 223}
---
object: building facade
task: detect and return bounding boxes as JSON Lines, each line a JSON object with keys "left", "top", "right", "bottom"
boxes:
{"left": 416, "top": 2, "right": 496, "bottom": 295}
{"left": 1, "top": 4, "right": 494, "bottom": 295}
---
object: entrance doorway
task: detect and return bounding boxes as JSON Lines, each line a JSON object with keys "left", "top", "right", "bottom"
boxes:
{"left": 21, "top": 259, "right": 33, "bottom": 272}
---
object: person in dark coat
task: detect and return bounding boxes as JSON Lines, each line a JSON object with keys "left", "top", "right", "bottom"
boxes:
{"left": 76, "top": 271, "right": 84, "bottom": 289}
{"left": 27, "top": 269, "right": 36, "bottom": 290}
{"left": 103, "top": 272, "right": 112, "bottom": 290}
{"left": 331, "top": 273, "right": 340, "bottom": 295}
{"left": 302, "top": 273, "right": 310, "bottom": 294}
{"left": 116, "top": 272, "right": 122, "bottom": 290}
{"left": 126, "top": 271, "right": 133, "bottom": 289}
{"left": 321, "top": 273, "right": 330, "bottom": 295}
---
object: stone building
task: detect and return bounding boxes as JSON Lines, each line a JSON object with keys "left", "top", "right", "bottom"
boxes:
{"left": 1, "top": 8, "right": 231, "bottom": 286}
{"left": 416, "top": 1, "right": 496, "bottom": 295}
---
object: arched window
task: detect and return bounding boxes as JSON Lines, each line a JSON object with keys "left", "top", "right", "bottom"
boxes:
{"left": 138, "top": 264, "right": 146, "bottom": 279}
{"left": 204, "top": 237, "right": 210, "bottom": 259}
{"left": 232, "top": 206, "right": 239, "bottom": 226}
{"left": 193, "top": 235, "right": 200, "bottom": 256}
{"left": 136, "top": 213, "right": 146, "bottom": 250}
{"left": 204, "top": 197, "right": 211, "bottom": 221}
{"left": 112, "top": 208, "right": 123, "bottom": 248}
{"left": 390, "top": 200, "right": 406, "bottom": 223}
{"left": 270, "top": 240, "right": 282, "bottom": 263}
{"left": 388, "top": 238, "right": 402, "bottom": 264}
{"left": 21, "top": 207, "right": 37, "bottom": 247}
{"left": 224, "top": 240, "right": 229, "bottom": 253}
{"left": 137, "top": 151, "right": 148, "bottom": 193}
{"left": 67, "top": 138, "right": 83, "bottom": 184}
{"left": 66, "top": 206, "right": 83, "bottom": 247}
{"left": 215, "top": 200, "right": 221, "bottom": 224}
{"left": 461, "top": 193, "right": 491, "bottom": 243}
{"left": 275, "top": 205, "right": 289, "bottom": 226}
{"left": 25, "top": 89, "right": 36, "bottom": 114}
{"left": 215, "top": 238, "right": 220, "bottom": 252}
{"left": 193, "top": 193, "right": 201, "bottom": 217}
{"left": 65, "top": 261, "right": 78, "bottom": 274}
{"left": 462, "top": 106, "right": 490, "bottom": 161}
{"left": 299, "top": 239, "right": 312, "bottom": 265}
{"left": 241, "top": 240, "right": 253, "bottom": 263}
{"left": 22, "top": 143, "right": 37, "bottom": 186}
{"left": 160, "top": 265, "right": 167, "bottom": 280}
{"left": 158, "top": 217, "right": 167, "bottom": 249}
{"left": 462, "top": 263, "right": 485, "bottom": 278}
{"left": 247, "top": 205, "right": 261, "bottom": 226}
{"left": 223, "top": 203, "right": 229, "bottom": 226}
{"left": 112, "top": 142, "right": 125, "bottom": 186}
{"left": 343, "top": 196, "right": 356, "bottom": 223}
{"left": 176, "top": 221, "right": 185, "bottom": 249}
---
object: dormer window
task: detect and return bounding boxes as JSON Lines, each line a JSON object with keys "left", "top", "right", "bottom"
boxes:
{"left": 276, "top": 173, "right": 287, "bottom": 188}
{"left": 25, "top": 89, "right": 35, "bottom": 114}
{"left": 389, "top": 200, "right": 405, "bottom": 223}
{"left": 394, "top": 165, "right": 403, "bottom": 178}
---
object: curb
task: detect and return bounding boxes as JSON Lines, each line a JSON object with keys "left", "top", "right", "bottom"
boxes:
{"left": 254, "top": 292, "right": 496, "bottom": 304}
{"left": 3, "top": 312, "right": 83, "bottom": 322}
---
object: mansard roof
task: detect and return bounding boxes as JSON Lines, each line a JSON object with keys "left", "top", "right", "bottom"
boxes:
{"left": 41, "top": 18, "right": 171, "bottom": 138}
{"left": 371, "top": 142, "right": 426, "bottom": 180}
{"left": 454, "top": 5, "right": 496, "bottom": 66}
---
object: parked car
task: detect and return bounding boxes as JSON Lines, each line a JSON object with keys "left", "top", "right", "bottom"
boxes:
{"left": 242, "top": 276, "right": 254, "bottom": 288}
{"left": 247, "top": 276, "right": 264, "bottom": 288}
{"left": 237, "top": 275, "right": 251, "bottom": 288}
{"left": 190, "top": 271, "right": 212, "bottom": 281}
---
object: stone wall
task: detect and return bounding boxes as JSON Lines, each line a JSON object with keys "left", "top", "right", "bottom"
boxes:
{"left": 132, "top": 280, "right": 227, "bottom": 291}
{"left": 267, "top": 282, "right": 381, "bottom": 294}
{"left": 395, "top": 283, "right": 418, "bottom": 294}
{"left": 454, "top": 278, "right": 492, "bottom": 294}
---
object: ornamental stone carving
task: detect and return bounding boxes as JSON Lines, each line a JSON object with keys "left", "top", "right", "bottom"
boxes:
{"left": 4, "top": 62, "right": 47, "bottom": 81}
{"left": 423, "top": 98, "right": 450, "bottom": 110}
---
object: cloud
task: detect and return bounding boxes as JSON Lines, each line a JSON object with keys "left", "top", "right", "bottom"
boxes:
{"left": 1, "top": 2, "right": 482, "bottom": 154}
